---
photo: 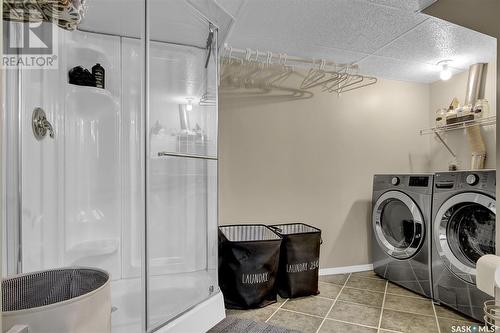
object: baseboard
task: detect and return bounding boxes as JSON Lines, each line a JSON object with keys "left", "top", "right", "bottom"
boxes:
{"left": 319, "top": 264, "right": 374, "bottom": 276}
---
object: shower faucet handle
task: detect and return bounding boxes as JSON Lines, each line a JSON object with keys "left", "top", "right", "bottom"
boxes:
{"left": 42, "top": 117, "right": 55, "bottom": 138}
{"left": 32, "top": 107, "right": 55, "bottom": 140}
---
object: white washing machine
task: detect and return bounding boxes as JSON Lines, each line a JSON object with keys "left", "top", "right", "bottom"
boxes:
{"left": 372, "top": 174, "right": 433, "bottom": 298}
{"left": 432, "top": 170, "right": 496, "bottom": 321}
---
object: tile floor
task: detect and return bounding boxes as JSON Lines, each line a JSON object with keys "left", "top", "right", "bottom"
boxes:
{"left": 226, "top": 271, "right": 481, "bottom": 333}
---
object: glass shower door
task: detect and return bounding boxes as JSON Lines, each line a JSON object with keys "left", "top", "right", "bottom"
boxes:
{"left": 3, "top": 0, "right": 222, "bottom": 331}
{"left": 146, "top": 0, "right": 219, "bottom": 330}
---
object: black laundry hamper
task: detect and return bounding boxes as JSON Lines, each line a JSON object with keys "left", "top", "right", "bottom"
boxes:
{"left": 269, "top": 223, "right": 322, "bottom": 298}
{"left": 218, "top": 224, "right": 282, "bottom": 309}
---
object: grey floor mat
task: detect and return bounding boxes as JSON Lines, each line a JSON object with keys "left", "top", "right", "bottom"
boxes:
{"left": 208, "top": 317, "right": 302, "bottom": 333}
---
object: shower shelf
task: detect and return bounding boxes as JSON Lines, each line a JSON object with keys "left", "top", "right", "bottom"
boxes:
{"left": 66, "top": 84, "right": 118, "bottom": 119}
{"left": 67, "top": 84, "right": 113, "bottom": 98}
{"left": 419, "top": 116, "right": 496, "bottom": 135}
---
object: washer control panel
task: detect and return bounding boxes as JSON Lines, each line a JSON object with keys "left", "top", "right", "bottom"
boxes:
{"left": 434, "top": 170, "right": 495, "bottom": 192}
{"left": 373, "top": 174, "right": 433, "bottom": 194}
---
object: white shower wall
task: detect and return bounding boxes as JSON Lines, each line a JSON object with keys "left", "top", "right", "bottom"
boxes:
{"left": 20, "top": 31, "right": 123, "bottom": 277}
{"left": 16, "top": 29, "right": 135, "bottom": 331}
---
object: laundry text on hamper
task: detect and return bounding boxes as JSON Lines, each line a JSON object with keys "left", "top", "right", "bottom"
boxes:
{"left": 241, "top": 272, "right": 270, "bottom": 284}
{"left": 286, "top": 260, "right": 319, "bottom": 273}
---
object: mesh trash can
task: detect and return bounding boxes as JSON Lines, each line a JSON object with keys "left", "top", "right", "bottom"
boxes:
{"left": 270, "top": 223, "right": 322, "bottom": 298}
{"left": 219, "top": 224, "right": 282, "bottom": 309}
{"left": 2, "top": 267, "right": 111, "bottom": 333}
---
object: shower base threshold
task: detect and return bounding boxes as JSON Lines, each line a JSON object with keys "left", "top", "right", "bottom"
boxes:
{"left": 157, "top": 291, "right": 225, "bottom": 333}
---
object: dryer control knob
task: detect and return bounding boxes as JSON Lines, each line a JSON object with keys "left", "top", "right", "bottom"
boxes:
{"left": 466, "top": 174, "right": 479, "bottom": 185}
{"left": 391, "top": 177, "right": 400, "bottom": 186}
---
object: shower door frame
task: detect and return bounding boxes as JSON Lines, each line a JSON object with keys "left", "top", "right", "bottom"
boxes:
{"left": 2, "top": 43, "right": 23, "bottom": 277}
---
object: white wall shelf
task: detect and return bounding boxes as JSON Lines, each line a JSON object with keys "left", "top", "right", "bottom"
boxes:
{"left": 67, "top": 83, "right": 114, "bottom": 99}
{"left": 419, "top": 116, "right": 496, "bottom": 135}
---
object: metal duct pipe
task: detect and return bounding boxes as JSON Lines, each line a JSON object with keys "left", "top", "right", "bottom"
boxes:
{"left": 464, "top": 63, "right": 488, "bottom": 170}
{"left": 465, "top": 63, "right": 488, "bottom": 106}
{"left": 178, "top": 104, "right": 190, "bottom": 131}
{"left": 466, "top": 125, "right": 487, "bottom": 169}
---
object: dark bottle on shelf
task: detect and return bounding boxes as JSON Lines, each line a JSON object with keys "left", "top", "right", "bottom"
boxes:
{"left": 69, "top": 66, "right": 96, "bottom": 87}
{"left": 92, "top": 63, "right": 105, "bottom": 89}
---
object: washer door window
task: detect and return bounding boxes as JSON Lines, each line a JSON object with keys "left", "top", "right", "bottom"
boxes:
{"left": 373, "top": 191, "right": 425, "bottom": 259}
{"left": 434, "top": 193, "right": 496, "bottom": 284}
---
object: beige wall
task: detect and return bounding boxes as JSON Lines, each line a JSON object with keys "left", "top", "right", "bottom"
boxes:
{"left": 219, "top": 76, "right": 430, "bottom": 268}
{"left": 1, "top": 0, "right": 3, "bottom": 319}
{"left": 429, "top": 60, "right": 497, "bottom": 171}
{"left": 219, "top": 3, "right": 500, "bottom": 270}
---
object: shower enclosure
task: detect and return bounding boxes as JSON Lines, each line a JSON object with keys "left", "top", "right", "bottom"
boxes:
{"left": 2, "top": 0, "right": 230, "bottom": 331}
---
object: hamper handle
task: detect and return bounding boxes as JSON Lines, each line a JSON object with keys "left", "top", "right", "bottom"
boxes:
{"left": 268, "top": 226, "right": 282, "bottom": 233}
{"left": 268, "top": 225, "right": 323, "bottom": 244}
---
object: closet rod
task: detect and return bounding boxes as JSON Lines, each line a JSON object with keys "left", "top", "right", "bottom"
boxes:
{"left": 223, "top": 44, "right": 358, "bottom": 70}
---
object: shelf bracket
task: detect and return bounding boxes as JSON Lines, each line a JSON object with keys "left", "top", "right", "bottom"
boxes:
{"left": 434, "top": 131, "right": 457, "bottom": 158}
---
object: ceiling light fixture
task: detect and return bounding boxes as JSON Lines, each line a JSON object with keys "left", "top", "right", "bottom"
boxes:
{"left": 186, "top": 98, "right": 193, "bottom": 111}
{"left": 438, "top": 60, "right": 452, "bottom": 81}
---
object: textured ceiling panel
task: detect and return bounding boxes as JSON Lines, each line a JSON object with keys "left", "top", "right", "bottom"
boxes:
{"left": 374, "top": 17, "right": 497, "bottom": 70}
{"left": 80, "top": 0, "right": 496, "bottom": 83}
{"left": 357, "top": 55, "right": 463, "bottom": 83}
{"left": 367, "top": 0, "right": 436, "bottom": 12}
{"left": 226, "top": 0, "right": 427, "bottom": 54}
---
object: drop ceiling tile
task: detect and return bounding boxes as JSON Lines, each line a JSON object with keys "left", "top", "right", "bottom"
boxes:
{"left": 226, "top": 0, "right": 427, "bottom": 55}
{"left": 375, "top": 17, "right": 497, "bottom": 70}
{"left": 367, "top": 0, "right": 436, "bottom": 12}
{"left": 357, "top": 55, "right": 463, "bottom": 83}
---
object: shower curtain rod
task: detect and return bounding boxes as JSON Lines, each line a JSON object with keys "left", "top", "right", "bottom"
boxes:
{"left": 222, "top": 44, "right": 358, "bottom": 70}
